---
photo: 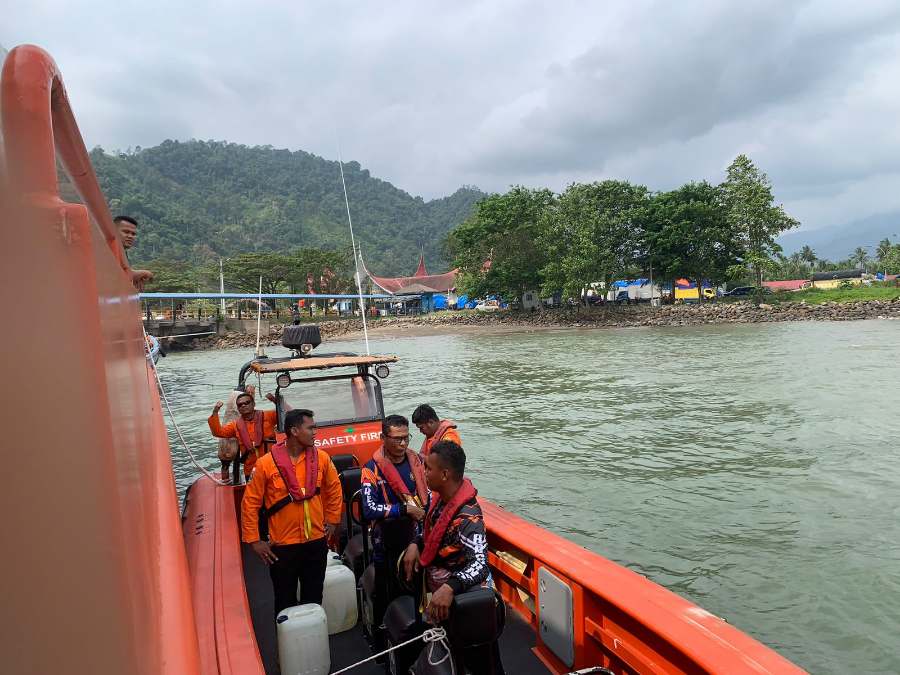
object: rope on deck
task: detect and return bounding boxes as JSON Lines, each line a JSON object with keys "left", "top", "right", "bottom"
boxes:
{"left": 330, "top": 626, "right": 452, "bottom": 674}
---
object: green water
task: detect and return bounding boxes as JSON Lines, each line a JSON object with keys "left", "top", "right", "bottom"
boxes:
{"left": 157, "top": 320, "right": 900, "bottom": 674}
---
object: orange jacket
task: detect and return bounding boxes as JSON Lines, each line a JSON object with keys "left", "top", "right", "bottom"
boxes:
{"left": 420, "top": 421, "right": 462, "bottom": 456}
{"left": 208, "top": 409, "right": 278, "bottom": 476}
{"left": 241, "top": 450, "right": 343, "bottom": 546}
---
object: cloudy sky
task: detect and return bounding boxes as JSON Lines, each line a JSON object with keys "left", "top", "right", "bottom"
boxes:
{"left": 6, "top": 1, "right": 900, "bottom": 231}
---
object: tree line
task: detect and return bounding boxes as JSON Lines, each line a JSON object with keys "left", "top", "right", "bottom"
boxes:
{"left": 144, "top": 248, "right": 355, "bottom": 316}
{"left": 770, "top": 241, "right": 900, "bottom": 280}
{"left": 448, "top": 155, "right": 801, "bottom": 302}
{"left": 142, "top": 152, "right": 900, "bottom": 310}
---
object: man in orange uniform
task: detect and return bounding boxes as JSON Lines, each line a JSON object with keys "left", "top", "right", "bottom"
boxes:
{"left": 241, "top": 409, "right": 343, "bottom": 615}
{"left": 208, "top": 388, "right": 278, "bottom": 482}
{"left": 412, "top": 404, "right": 462, "bottom": 457}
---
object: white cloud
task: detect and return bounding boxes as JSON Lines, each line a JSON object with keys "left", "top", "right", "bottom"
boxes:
{"left": 4, "top": 0, "right": 900, "bottom": 229}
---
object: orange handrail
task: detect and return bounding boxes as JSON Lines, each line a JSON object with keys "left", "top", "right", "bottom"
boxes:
{"left": 482, "top": 499, "right": 806, "bottom": 674}
{"left": 1, "top": 44, "right": 129, "bottom": 273}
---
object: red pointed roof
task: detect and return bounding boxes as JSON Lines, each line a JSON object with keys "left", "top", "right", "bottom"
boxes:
{"left": 360, "top": 253, "right": 456, "bottom": 295}
{"left": 414, "top": 253, "right": 428, "bottom": 277}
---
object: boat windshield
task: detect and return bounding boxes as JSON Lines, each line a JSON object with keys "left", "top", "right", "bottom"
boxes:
{"left": 278, "top": 374, "right": 382, "bottom": 428}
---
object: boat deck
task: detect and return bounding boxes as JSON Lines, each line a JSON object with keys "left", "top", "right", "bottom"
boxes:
{"left": 241, "top": 543, "right": 547, "bottom": 674}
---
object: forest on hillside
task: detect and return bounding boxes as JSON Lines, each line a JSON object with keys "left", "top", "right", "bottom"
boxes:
{"left": 448, "top": 154, "right": 900, "bottom": 302}
{"left": 91, "top": 140, "right": 483, "bottom": 276}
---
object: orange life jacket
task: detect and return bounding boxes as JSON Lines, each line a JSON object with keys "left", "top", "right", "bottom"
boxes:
{"left": 235, "top": 411, "right": 265, "bottom": 459}
{"left": 373, "top": 446, "right": 429, "bottom": 506}
{"left": 420, "top": 419, "right": 459, "bottom": 457}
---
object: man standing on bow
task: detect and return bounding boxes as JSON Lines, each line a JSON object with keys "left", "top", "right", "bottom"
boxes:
{"left": 241, "top": 409, "right": 343, "bottom": 615}
{"left": 208, "top": 386, "right": 279, "bottom": 482}
{"left": 412, "top": 404, "right": 461, "bottom": 457}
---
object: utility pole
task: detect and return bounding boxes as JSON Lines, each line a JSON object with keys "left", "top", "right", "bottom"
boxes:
{"left": 219, "top": 258, "right": 226, "bottom": 316}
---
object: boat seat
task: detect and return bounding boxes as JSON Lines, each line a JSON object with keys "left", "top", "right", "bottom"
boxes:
{"left": 339, "top": 467, "right": 362, "bottom": 501}
{"left": 384, "top": 594, "right": 425, "bottom": 674}
{"left": 410, "top": 588, "right": 507, "bottom": 674}
{"left": 447, "top": 587, "right": 505, "bottom": 648}
{"left": 359, "top": 563, "right": 377, "bottom": 635}
{"left": 339, "top": 468, "right": 364, "bottom": 548}
{"left": 411, "top": 643, "right": 454, "bottom": 675}
{"left": 341, "top": 486, "right": 370, "bottom": 579}
{"left": 343, "top": 531, "right": 370, "bottom": 579}
{"left": 332, "top": 453, "right": 359, "bottom": 475}
{"left": 384, "top": 596, "right": 421, "bottom": 641}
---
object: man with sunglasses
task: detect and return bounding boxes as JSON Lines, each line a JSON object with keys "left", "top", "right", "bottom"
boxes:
{"left": 360, "top": 414, "right": 429, "bottom": 649}
{"left": 208, "top": 386, "right": 279, "bottom": 482}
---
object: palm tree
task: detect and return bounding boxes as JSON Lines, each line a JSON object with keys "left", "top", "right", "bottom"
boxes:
{"left": 788, "top": 252, "right": 804, "bottom": 278}
{"left": 851, "top": 247, "right": 869, "bottom": 270}
{"left": 876, "top": 238, "right": 892, "bottom": 262}
{"left": 799, "top": 245, "right": 817, "bottom": 268}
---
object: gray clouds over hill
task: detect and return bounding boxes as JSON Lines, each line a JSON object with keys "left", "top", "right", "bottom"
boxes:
{"left": 6, "top": 1, "right": 900, "bottom": 235}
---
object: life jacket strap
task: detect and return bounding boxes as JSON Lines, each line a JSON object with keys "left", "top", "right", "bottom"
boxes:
{"left": 261, "top": 487, "right": 321, "bottom": 520}
{"left": 261, "top": 496, "right": 292, "bottom": 519}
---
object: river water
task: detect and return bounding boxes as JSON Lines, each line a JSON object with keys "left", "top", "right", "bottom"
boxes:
{"left": 157, "top": 320, "right": 900, "bottom": 674}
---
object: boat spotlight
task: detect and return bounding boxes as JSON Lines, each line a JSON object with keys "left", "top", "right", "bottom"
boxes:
{"left": 300, "top": 343, "right": 314, "bottom": 355}
{"left": 375, "top": 364, "right": 390, "bottom": 379}
{"left": 276, "top": 373, "right": 291, "bottom": 388}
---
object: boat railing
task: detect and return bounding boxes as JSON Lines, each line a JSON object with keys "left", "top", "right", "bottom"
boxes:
{"left": 1, "top": 45, "right": 203, "bottom": 674}
{"left": 482, "top": 500, "right": 806, "bottom": 674}
{"left": 2, "top": 45, "right": 131, "bottom": 277}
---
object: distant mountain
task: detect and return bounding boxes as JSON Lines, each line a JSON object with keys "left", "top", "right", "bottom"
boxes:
{"left": 90, "top": 140, "right": 485, "bottom": 275}
{"left": 779, "top": 212, "right": 900, "bottom": 261}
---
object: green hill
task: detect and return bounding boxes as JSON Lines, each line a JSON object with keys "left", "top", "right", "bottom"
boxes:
{"left": 90, "top": 140, "right": 484, "bottom": 275}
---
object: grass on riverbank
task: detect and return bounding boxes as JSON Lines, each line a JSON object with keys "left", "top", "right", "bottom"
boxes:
{"left": 783, "top": 284, "right": 900, "bottom": 304}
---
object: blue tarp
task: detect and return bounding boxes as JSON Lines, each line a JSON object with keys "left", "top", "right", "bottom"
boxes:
{"left": 465, "top": 300, "right": 478, "bottom": 309}
{"left": 456, "top": 294, "right": 469, "bottom": 309}
{"left": 433, "top": 294, "right": 448, "bottom": 310}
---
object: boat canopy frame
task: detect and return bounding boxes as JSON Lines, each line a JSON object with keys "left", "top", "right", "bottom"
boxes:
{"left": 274, "top": 371, "right": 386, "bottom": 431}
{"left": 237, "top": 353, "right": 398, "bottom": 388}
{"left": 236, "top": 352, "right": 398, "bottom": 432}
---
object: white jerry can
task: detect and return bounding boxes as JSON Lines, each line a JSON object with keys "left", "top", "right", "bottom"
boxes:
{"left": 295, "top": 562, "right": 359, "bottom": 635}
{"left": 322, "top": 563, "right": 359, "bottom": 634}
{"left": 276, "top": 604, "right": 330, "bottom": 675}
{"left": 326, "top": 550, "right": 344, "bottom": 567}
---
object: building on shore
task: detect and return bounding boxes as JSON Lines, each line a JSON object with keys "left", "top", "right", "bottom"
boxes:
{"left": 360, "top": 253, "right": 457, "bottom": 312}
{"left": 762, "top": 279, "right": 811, "bottom": 292}
{"left": 810, "top": 269, "right": 863, "bottom": 289}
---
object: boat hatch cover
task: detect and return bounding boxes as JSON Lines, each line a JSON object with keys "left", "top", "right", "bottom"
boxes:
{"left": 251, "top": 354, "right": 399, "bottom": 373}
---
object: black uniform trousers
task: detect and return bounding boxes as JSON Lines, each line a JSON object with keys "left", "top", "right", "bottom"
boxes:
{"left": 269, "top": 537, "right": 328, "bottom": 616}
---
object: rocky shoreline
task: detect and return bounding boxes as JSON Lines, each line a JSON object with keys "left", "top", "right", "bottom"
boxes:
{"left": 168, "top": 298, "right": 900, "bottom": 351}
